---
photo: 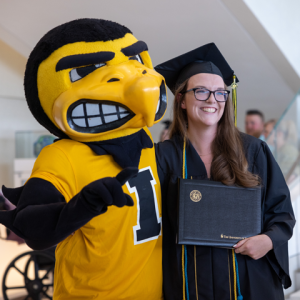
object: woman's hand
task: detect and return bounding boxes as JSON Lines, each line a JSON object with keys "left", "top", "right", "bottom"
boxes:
{"left": 233, "top": 234, "right": 273, "bottom": 260}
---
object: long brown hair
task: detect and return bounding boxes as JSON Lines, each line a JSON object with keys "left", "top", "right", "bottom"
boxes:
{"left": 170, "top": 79, "right": 260, "bottom": 187}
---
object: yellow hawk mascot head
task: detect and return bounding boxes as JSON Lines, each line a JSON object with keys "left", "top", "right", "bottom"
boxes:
{"left": 24, "top": 18, "right": 167, "bottom": 142}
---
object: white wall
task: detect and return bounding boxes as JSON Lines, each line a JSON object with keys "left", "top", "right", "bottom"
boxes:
{"left": 0, "top": 0, "right": 298, "bottom": 137}
{"left": 0, "top": 40, "right": 44, "bottom": 188}
{"left": 243, "top": 0, "right": 300, "bottom": 77}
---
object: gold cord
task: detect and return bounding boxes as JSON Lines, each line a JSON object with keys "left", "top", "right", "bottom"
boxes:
{"left": 182, "top": 245, "right": 186, "bottom": 300}
{"left": 232, "top": 249, "right": 237, "bottom": 300}
{"left": 182, "top": 138, "right": 186, "bottom": 300}
{"left": 194, "top": 246, "right": 199, "bottom": 300}
{"left": 228, "top": 250, "right": 232, "bottom": 300}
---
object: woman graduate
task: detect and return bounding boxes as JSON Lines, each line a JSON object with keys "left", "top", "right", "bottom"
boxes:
{"left": 154, "top": 43, "right": 295, "bottom": 300}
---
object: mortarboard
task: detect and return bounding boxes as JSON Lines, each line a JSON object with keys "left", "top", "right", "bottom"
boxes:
{"left": 155, "top": 43, "right": 238, "bottom": 125}
{"left": 154, "top": 43, "right": 238, "bottom": 94}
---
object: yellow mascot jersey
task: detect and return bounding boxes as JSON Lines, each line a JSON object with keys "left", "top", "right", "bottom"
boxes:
{"left": 30, "top": 129, "right": 163, "bottom": 300}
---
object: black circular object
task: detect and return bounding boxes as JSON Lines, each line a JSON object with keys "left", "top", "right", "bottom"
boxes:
{"left": 2, "top": 250, "right": 55, "bottom": 300}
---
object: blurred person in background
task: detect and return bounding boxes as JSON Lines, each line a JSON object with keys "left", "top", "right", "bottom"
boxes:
{"left": 245, "top": 109, "right": 265, "bottom": 140}
{"left": 264, "top": 119, "right": 298, "bottom": 181}
{"left": 160, "top": 120, "right": 171, "bottom": 142}
{"left": 264, "top": 119, "right": 276, "bottom": 153}
{"left": 263, "top": 119, "right": 276, "bottom": 140}
{"left": 275, "top": 120, "right": 298, "bottom": 179}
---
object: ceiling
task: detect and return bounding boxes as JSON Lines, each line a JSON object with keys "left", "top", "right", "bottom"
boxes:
{"left": 0, "top": 0, "right": 298, "bottom": 136}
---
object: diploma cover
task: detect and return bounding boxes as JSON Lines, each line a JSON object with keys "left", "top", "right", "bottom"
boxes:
{"left": 177, "top": 179, "right": 261, "bottom": 248}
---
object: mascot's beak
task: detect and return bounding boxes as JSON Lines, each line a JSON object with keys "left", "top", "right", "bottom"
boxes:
{"left": 123, "top": 73, "right": 166, "bottom": 127}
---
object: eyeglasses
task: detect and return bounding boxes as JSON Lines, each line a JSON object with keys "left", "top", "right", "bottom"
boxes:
{"left": 183, "top": 88, "right": 230, "bottom": 102}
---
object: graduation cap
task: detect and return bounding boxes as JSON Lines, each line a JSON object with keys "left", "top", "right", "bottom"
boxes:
{"left": 154, "top": 43, "right": 238, "bottom": 93}
{"left": 155, "top": 43, "right": 238, "bottom": 125}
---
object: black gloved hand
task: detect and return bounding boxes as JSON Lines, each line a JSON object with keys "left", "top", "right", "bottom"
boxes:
{"left": 81, "top": 167, "right": 139, "bottom": 212}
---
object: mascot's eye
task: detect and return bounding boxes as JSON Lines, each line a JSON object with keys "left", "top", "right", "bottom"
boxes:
{"left": 69, "top": 63, "right": 106, "bottom": 82}
{"left": 129, "top": 55, "right": 143, "bottom": 64}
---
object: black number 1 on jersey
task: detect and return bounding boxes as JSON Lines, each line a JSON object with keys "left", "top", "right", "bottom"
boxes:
{"left": 126, "top": 167, "right": 161, "bottom": 244}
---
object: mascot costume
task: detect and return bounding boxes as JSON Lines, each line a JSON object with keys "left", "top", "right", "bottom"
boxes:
{"left": 0, "top": 19, "right": 167, "bottom": 300}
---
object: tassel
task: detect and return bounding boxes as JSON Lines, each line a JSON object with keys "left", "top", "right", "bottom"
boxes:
{"left": 231, "top": 74, "right": 238, "bottom": 127}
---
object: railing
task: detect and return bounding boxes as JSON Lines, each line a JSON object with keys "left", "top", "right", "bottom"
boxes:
{"left": 266, "top": 90, "right": 300, "bottom": 295}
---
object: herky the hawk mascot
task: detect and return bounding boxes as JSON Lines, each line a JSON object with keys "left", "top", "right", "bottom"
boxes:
{"left": 0, "top": 19, "right": 167, "bottom": 300}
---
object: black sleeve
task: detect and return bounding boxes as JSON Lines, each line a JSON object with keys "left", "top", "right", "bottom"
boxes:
{"left": 0, "top": 173, "right": 135, "bottom": 250}
{"left": 155, "top": 143, "right": 169, "bottom": 188}
{"left": 253, "top": 142, "right": 296, "bottom": 288}
{"left": 0, "top": 178, "right": 106, "bottom": 250}
{"left": 155, "top": 139, "right": 181, "bottom": 189}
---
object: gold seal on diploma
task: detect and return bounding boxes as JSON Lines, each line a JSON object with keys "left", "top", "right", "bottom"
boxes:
{"left": 190, "top": 190, "right": 202, "bottom": 202}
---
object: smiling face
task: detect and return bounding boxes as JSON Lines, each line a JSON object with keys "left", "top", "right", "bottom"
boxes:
{"left": 36, "top": 33, "right": 167, "bottom": 142}
{"left": 181, "top": 73, "right": 226, "bottom": 130}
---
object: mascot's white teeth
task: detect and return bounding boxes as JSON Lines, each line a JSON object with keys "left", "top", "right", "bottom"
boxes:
{"left": 71, "top": 103, "right": 130, "bottom": 128}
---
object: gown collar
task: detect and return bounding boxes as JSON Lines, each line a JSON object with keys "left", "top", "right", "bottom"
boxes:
{"left": 173, "top": 134, "right": 208, "bottom": 179}
{"left": 186, "top": 140, "right": 208, "bottom": 179}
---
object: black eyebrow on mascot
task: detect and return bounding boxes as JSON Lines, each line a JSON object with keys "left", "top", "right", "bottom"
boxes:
{"left": 0, "top": 19, "right": 167, "bottom": 300}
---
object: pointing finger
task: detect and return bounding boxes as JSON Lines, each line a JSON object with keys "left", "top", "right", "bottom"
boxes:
{"left": 116, "top": 167, "right": 139, "bottom": 185}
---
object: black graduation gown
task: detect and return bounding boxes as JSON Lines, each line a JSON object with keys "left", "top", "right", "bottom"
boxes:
{"left": 155, "top": 133, "right": 295, "bottom": 300}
